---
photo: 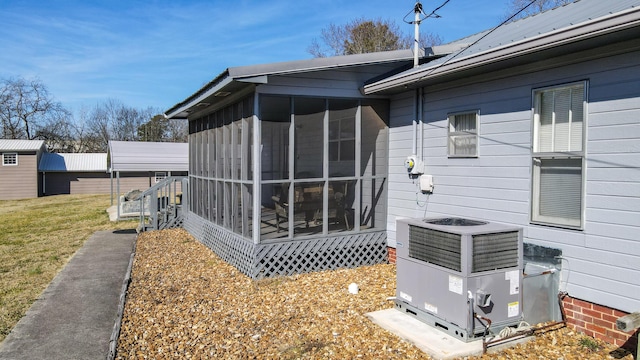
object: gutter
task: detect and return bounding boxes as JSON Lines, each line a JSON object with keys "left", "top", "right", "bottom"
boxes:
{"left": 164, "top": 70, "right": 232, "bottom": 119}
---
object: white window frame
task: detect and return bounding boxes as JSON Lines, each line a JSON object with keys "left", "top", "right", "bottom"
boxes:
{"left": 531, "top": 81, "right": 587, "bottom": 229}
{"left": 154, "top": 171, "right": 167, "bottom": 183}
{"left": 448, "top": 110, "right": 479, "bottom": 157}
{"left": 2, "top": 153, "right": 18, "bottom": 166}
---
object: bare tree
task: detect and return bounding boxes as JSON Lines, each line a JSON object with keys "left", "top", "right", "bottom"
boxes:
{"left": 80, "top": 100, "right": 182, "bottom": 151}
{"left": 36, "top": 117, "right": 75, "bottom": 152}
{"left": 308, "top": 17, "right": 442, "bottom": 58}
{"left": 505, "top": 0, "right": 572, "bottom": 21}
{"left": 165, "top": 119, "right": 188, "bottom": 142}
{"left": 137, "top": 114, "right": 188, "bottom": 143}
{"left": 0, "top": 76, "right": 71, "bottom": 140}
{"left": 82, "top": 99, "right": 152, "bottom": 151}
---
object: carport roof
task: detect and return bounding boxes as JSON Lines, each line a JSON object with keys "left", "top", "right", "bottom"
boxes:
{"left": 108, "top": 141, "right": 188, "bottom": 173}
{"left": 39, "top": 153, "right": 107, "bottom": 172}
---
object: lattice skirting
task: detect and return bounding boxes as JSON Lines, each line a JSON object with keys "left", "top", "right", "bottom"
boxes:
{"left": 184, "top": 213, "right": 388, "bottom": 279}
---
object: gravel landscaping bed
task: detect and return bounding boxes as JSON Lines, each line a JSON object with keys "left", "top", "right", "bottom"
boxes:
{"left": 116, "top": 229, "right": 634, "bottom": 359}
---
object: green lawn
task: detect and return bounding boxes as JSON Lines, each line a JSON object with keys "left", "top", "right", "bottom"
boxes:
{"left": 0, "top": 194, "right": 137, "bottom": 342}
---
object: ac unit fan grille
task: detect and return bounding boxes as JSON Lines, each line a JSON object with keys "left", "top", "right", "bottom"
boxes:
{"left": 409, "top": 225, "right": 461, "bottom": 271}
{"left": 472, "top": 231, "right": 519, "bottom": 273}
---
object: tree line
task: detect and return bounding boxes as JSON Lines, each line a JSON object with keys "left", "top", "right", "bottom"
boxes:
{"left": 0, "top": 76, "right": 187, "bottom": 153}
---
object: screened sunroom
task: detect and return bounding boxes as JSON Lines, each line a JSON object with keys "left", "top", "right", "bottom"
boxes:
{"left": 165, "top": 50, "right": 420, "bottom": 278}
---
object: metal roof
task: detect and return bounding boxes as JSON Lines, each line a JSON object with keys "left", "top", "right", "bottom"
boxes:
{"left": 227, "top": 49, "right": 423, "bottom": 78}
{"left": 364, "top": 0, "right": 640, "bottom": 93}
{"left": 164, "top": 49, "right": 426, "bottom": 119}
{"left": 0, "top": 139, "right": 45, "bottom": 151}
{"left": 108, "top": 141, "right": 188, "bottom": 172}
{"left": 39, "top": 153, "right": 107, "bottom": 172}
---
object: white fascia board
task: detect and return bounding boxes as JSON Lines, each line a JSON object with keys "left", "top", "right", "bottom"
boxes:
{"left": 364, "top": 7, "right": 640, "bottom": 94}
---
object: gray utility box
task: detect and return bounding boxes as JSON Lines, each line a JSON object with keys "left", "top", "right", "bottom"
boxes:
{"left": 395, "top": 217, "right": 523, "bottom": 342}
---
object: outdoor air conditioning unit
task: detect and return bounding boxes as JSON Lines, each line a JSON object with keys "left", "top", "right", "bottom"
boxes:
{"left": 395, "top": 217, "right": 523, "bottom": 342}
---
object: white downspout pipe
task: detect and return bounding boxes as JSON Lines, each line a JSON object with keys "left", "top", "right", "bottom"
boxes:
{"left": 413, "top": 90, "right": 418, "bottom": 156}
{"left": 419, "top": 87, "right": 424, "bottom": 160}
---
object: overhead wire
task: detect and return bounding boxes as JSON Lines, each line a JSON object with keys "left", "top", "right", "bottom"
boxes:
{"left": 403, "top": 0, "right": 451, "bottom": 24}
{"left": 416, "top": 0, "right": 540, "bottom": 82}
{"left": 424, "top": 0, "right": 451, "bottom": 20}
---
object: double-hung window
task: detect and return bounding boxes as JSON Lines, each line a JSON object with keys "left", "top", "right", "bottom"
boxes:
{"left": 2, "top": 153, "right": 17, "bottom": 166}
{"left": 531, "top": 82, "right": 586, "bottom": 228}
{"left": 448, "top": 111, "right": 479, "bottom": 157}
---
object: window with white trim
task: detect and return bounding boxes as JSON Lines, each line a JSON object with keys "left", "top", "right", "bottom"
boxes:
{"left": 448, "top": 111, "right": 479, "bottom": 157}
{"left": 154, "top": 171, "right": 167, "bottom": 183}
{"left": 531, "top": 82, "right": 586, "bottom": 228}
{"left": 2, "top": 153, "right": 18, "bottom": 166}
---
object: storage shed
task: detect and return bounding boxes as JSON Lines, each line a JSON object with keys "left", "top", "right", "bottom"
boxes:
{"left": 0, "top": 139, "right": 45, "bottom": 200}
{"left": 39, "top": 152, "right": 110, "bottom": 195}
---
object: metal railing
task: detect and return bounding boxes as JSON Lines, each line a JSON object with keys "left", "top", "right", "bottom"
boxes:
{"left": 138, "top": 176, "right": 188, "bottom": 232}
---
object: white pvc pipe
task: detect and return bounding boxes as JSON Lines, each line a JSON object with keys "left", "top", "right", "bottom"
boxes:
{"left": 419, "top": 87, "right": 424, "bottom": 160}
{"left": 414, "top": 2, "right": 420, "bottom": 68}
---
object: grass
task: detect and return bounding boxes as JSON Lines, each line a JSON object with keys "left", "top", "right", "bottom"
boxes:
{"left": 0, "top": 194, "right": 137, "bottom": 342}
{"left": 579, "top": 336, "right": 603, "bottom": 352}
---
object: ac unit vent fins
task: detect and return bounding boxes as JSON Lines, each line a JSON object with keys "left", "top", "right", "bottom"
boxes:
{"left": 409, "top": 225, "right": 461, "bottom": 271}
{"left": 472, "top": 231, "right": 519, "bottom": 273}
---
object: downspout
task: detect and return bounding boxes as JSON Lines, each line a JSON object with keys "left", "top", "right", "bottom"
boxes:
{"left": 419, "top": 87, "right": 424, "bottom": 161}
{"left": 413, "top": 91, "right": 418, "bottom": 157}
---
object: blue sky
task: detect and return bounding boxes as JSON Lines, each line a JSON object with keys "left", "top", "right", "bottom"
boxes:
{"left": 0, "top": 0, "right": 509, "bottom": 116}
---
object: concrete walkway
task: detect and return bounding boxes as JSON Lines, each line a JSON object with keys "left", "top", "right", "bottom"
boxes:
{"left": 0, "top": 230, "right": 137, "bottom": 360}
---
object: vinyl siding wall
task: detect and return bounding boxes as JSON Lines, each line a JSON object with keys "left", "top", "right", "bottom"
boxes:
{"left": 387, "top": 44, "right": 640, "bottom": 312}
{"left": 0, "top": 152, "right": 39, "bottom": 200}
{"left": 43, "top": 172, "right": 112, "bottom": 195}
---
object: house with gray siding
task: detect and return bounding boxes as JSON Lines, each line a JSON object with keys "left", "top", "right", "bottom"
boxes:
{"left": 364, "top": 0, "right": 640, "bottom": 347}
{"left": 0, "top": 139, "right": 45, "bottom": 200}
{"left": 164, "top": 0, "right": 638, "bottom": 348}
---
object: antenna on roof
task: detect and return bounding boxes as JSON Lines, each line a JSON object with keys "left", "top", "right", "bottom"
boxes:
{"left": 404, "top": 2, "right": 427, "bottom": 67}
{"left": 404, "top": 0, "right": 450, "bottom": 67}
{"left": 413, "top": 2, "right": 423, "bottom": 67}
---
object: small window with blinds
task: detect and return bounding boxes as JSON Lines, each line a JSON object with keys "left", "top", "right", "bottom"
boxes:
{"left": 531, "top": 82, "right": 586, "bottom": 228}
{"left": 448, "top": 111, "right": 479, "bottom": 157}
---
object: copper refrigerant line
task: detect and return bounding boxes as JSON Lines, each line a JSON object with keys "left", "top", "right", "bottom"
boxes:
{"left": 480, "top": 291, "right": 568, "bottom": 354}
